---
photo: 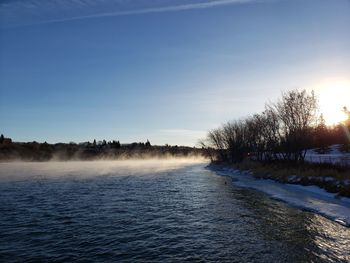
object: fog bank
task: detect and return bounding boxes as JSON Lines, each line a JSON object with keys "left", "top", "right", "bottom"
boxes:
{"left": 0, "top": 158, "right": 208, "bottom": 182}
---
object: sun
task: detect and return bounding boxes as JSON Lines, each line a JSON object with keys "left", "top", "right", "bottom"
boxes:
{"left": 317, "top": 81, "right": 350, "bottom": 126}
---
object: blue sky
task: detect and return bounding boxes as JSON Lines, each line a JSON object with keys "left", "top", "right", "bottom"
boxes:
{"left": 1, "top": 0, "right": 349, "bottom": 146}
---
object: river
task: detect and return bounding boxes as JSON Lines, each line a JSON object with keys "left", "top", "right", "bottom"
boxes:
{"left": 0, "top": 161, "right": 349, "bottom": 262}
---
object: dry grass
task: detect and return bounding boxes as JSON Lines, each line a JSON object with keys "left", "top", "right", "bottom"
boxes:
{"left": 232, "top": 160, "right": 350, "bottom": 197}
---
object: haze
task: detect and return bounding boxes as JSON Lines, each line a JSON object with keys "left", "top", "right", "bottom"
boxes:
{"left": 0, "top": 158, "right": 207, "bottom": 182}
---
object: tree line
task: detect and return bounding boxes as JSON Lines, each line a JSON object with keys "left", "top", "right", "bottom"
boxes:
{"left": 0, "top": 136, "right": 203, "bottom": 161}
{"left": 202, "top": 89, "right": 350, "bottom": 164}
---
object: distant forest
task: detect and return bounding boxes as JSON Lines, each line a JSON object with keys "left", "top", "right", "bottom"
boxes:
{"left": 0, "top": 136, "right": 204, "bottom": 161}
{"left": 202, "top": 89, "right": 350, "bottom": 164}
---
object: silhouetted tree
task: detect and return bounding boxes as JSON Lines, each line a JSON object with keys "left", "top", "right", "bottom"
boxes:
{"left": 206, "top": 128, "right": 227, "bottom": 162}
{"left": 111, "top": 140, "right": 121, "bottom": 148}
{"left": 344, "top": 106, "right": 350, "bottom": 128}
{"left": 314, "top": 114, "right": 330, "bottom": 153}
{"left": 203, "top": 89, "right": 319, "bottom": 164}
{"left": 274, "top": 89, "right": 318, "bottom": 162}
{"left": 342, "top": 106, "right": 350, "bottom": 152}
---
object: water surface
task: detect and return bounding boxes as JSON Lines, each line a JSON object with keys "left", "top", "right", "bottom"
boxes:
{"left": 0, "top": 161, "right": 349, "bottom": 262}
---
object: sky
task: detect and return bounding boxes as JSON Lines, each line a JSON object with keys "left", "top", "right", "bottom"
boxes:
{"left": 0, "top": 0, "right": 349, "bottom": 146}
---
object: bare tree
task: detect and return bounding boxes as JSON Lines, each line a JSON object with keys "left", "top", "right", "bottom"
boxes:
{"left": 204, "top": 89, "right": 320, "bottom": 164}
{"left": 274, "top": 89, "right": 318, "bottom": 162}
{"left": 206, "top": 128, "right": 227, "bottom": 162}
{"left": 222, "top": 120, "right": 249, "bottom": 162}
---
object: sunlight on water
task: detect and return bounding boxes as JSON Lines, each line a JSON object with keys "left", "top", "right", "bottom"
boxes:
{"left": 307, "top": 216, "right": 350, "bottom": 261}
{"left": 0, "top": 162, "right": 349, "bottom": 262}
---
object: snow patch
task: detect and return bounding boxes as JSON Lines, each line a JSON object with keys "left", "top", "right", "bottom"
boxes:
{"left": 211, "top": 166, "right": 350, "bottom": 227}
{"left": 305, "top": 144, "right": 350, "bottom": 166}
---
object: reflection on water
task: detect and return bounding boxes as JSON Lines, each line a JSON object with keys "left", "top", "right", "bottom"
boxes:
{"left": 0, "top": 162, "right": 349, "bottom": 262}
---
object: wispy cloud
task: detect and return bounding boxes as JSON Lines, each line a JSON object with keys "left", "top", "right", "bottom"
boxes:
{"left": 1, "top": 0, "right": 259, "bottom": 27}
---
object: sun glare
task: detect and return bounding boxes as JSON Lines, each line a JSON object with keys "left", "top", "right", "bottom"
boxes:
{"left": 317, "top": 81, "right": 350, "bottom": 126}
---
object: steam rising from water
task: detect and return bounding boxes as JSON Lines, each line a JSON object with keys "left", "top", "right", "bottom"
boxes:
{"left": 0, "top": 158, "right": 208, "bottom": 182}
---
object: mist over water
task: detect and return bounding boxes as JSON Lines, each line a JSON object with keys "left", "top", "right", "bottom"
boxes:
{"left": 0, "top": 158, "right": 207, "bottom": 182}
{"left": 0, "top": 161, "right": 349, "bottom": 262}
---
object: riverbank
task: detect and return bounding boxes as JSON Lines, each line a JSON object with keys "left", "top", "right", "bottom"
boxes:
{"left": 208, "top": 163, "right": 350, "bottom": 227}
{"left": 213, "top": 160, "right": 350, "bottom": 197}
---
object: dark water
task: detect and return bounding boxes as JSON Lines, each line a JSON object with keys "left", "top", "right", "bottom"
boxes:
{"left": 0, "top": 162, "right": 349, "bottom": 262}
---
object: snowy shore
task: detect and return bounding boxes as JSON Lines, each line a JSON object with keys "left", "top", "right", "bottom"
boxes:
{"left": 209, "top": 165, "right": 350, "bottom": 227}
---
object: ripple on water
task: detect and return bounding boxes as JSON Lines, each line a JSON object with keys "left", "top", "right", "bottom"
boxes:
{"left": 0, "top": 162, "right": 349, "bottom": 262}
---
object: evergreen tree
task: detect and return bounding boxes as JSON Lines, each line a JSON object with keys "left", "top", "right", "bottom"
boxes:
{"left": 314, "top": 114, "right": 330, "bottom": 153}
{"left": 344, "top": 106, "right": 350, "bottom": 128}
